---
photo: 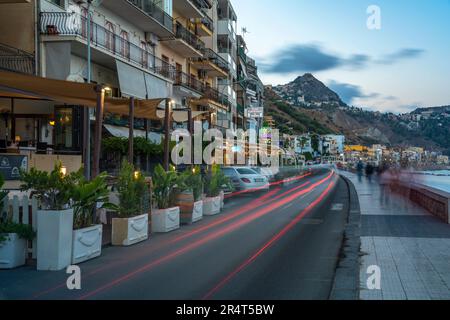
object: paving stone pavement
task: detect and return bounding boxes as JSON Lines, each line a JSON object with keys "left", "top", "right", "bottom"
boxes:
{"left": 340, "top": 171, "right": 450, "bottom": 300}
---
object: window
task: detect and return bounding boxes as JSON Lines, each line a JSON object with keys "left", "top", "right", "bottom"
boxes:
{"left": 105, "top": 21, "right": 116, "bottom": 52}
{"left": 47, "top": 0, "right": 64, "bottom": 8}
{"left": 120, "top": 30, "right": 130, "bottom": 59}
{"left": 237, "top": 168, "right": 258, "bottom": 175}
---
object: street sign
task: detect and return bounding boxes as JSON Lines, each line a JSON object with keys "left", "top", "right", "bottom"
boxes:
{"left": 246, "top": 107, "right": 264, "bottom": 119}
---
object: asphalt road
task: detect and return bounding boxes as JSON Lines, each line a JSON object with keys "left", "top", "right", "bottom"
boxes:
{"left": 0, "top": 168, "right": 350, "bottom": 300}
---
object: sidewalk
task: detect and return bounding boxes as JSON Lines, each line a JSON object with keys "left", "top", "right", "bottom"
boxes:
{"left": 340, "top": 171, "right": 450, "bottom": 300}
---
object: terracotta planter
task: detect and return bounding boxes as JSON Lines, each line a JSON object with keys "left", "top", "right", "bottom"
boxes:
{"left": 203, "top": 196, "right": 221, "bottom": 216}
{"left": 0, "top": 233, "right": 27, "bottom": 269}
{"left": 151, "top": 207, "right": 180, "bottom": 233}
{"left": 181, "top": 201, "right": 203, "bottom": 224}
{"left": 72, "top": 225, "right": 103, "bottom": 264}
{"left": 112, "top": 214, "right": 149, "bottom": 246}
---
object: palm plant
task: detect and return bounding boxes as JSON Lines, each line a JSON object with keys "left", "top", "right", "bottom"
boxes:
{"left": 72, "top": 172, "right": 117, "bottom": 230}
{"left": 204, "top": 165, "right": 232, "bottom": 197}
{"left": 152, "top": 164, "right": 178, "bottom": 210}
{"left": 116, "top": 161, "right": 147, "bottom": 218}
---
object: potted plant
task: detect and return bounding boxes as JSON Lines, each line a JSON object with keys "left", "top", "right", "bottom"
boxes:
{"left": 20, "top": 162, "right": 78, "bottom": 271}
{"left": 71, "top": 172, "right": 116, "bottom": 264}
{"left": 151, "top": 164, "right": 180, "bottom": 233}
{"left": 112, "top": 161, "right": 149, "bottom": 246}
{"left": 174, "top": 166, "right": 203, "bottom": 224}
{"left": 0, "top": 175, "right": 35, "bottom": 269}
{"left": 203, "top": 165, "right": 225, "bottom": 216}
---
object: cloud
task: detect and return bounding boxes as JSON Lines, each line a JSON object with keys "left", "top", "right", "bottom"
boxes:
{"left": 261, "top": 44, "right": 425, "bottom": 74}
{"left": 327, "top": 80, "right": 378, "bottom": 104}
{"left": 376, "top": 48, "right": 425, "bottom": 65}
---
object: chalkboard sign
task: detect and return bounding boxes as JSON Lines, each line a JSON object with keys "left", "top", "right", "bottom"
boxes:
{"left": 0, "top": 155, "right": 28, "bottom": 180}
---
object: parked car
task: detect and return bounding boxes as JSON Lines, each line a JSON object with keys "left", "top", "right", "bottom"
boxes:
{"left": 252, "top": 167, "right": 276, "bottom": 182}
{"left": 222, "top": 167, "right": 270, "bottom": 193}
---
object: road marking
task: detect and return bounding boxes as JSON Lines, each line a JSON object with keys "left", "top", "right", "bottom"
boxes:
{"left": 331, "top": 203, "right": 344, "bottom": 211}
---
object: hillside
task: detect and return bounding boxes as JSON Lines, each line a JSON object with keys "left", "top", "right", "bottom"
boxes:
{"left": 265, "top": 74, "right": 450, "bottom": 155}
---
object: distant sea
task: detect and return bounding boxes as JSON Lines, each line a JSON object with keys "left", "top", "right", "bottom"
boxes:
{"left": 416, "top": 170, "right": 450, "bottom": 193}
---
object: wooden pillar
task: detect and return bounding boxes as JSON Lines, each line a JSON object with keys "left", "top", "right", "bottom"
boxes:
{"left": 128, "top": 97, "right": 135, "bottom": 164}
{"left": 187, "top": 108, "right": 193, "bottom": 166}
{"left": 11, "top": 98, "right": 15, "bottom": 142}
{"left": 92, "top": 85, "right": 105, "bottom": 178}
{"left": 163, "top": 99, "right": 171, "bottom": 171}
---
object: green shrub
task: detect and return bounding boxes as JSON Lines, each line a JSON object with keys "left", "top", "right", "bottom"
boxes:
{"left": 152, "top": 164, "right": 178, "bottom": 210}
{"left": 72, "top": 172, "right": 117, "bottom": 230}
{"left": 20, "top": 162, "right": 83, "bottom": 211}
{"left": 117, "top": 161, "right": 147, "bottom": 217}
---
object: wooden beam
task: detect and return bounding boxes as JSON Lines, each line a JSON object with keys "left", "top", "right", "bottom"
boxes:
{"left": 128, "top": 97, "right": 134, "bottom": 164}
{"left": 163, "top": 99, "right": 171, "bottom": 171}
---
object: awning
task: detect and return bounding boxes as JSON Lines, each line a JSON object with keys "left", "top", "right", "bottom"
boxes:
{"left": 0, "top": 70, "right": 164, "bottom": 120}
{"left": 104, "top": 124, "right": 162, "bottom": 144}
{"left": 156, "top": 109, "right": 209, "bottom": 122}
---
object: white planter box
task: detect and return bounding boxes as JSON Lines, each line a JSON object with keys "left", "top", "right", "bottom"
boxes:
{"left": 152, "top": 207, "right": 180, "bottom": 233}
{"left": 0, "top": 233, "right": 27, "bottom": 269}
{"left": 112, "top": 214, "right": 149, "bottom": 246}
{"left": 203, "top": 196, "right": 221, "bottom": 216}
{"left": 37, "top": 208, "right": 74, "bottom": 271}
{"left": 220, "top": 191, "right": 225, "bottom": 209}
{"left": 72, "top": 225, "right": 103, "bottom": 265}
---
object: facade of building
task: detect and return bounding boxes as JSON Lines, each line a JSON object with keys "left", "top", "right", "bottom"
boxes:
{"left": 0, "top": 0, "right": 266, "bottom": 173}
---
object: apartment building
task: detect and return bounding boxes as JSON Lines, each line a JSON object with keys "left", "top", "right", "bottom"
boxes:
{"left": 237, "top": 34, "right": 264, "bottom": 132}
{"left": 0, "top": 0, "right": 265, "bottom": 170}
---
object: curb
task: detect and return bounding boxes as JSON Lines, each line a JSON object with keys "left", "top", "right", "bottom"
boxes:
{"left": 329, "top": 175, "right": 362, "bottom": 300}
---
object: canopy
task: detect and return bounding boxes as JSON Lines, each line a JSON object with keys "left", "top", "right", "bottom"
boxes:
{"left": 0, "top": 70, "right": 164, "bottom": 120}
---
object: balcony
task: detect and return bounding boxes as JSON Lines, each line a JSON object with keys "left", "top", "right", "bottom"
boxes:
{"left": 202, "top": 86, "right": 230, "bottom": 110}
{"left": 173, "top": 0, "right": 209, "bottom": 19}
{"left": 40, "top": 12, "right": 176, "bottom": 82}
{"left": 161, "top": 22, "right": 204, "bottom": 58}
{"left": 192, "top": 14, "right": 214, "bottom": 37}
{"left": 173, "top": 70, "right": 204, "bottom": 98}
{"left": 0, "top": 42, "right": 34, "bottom": 75}
{"left": 191, "top": 48, "right": 229, "bottom": 77}
{"left": 102, "top": 0, "right": 173, "bottom": 38}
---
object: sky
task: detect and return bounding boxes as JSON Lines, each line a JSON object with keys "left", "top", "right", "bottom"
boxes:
{"left": 232, "top": 0, "right": 450, "bottom": 113}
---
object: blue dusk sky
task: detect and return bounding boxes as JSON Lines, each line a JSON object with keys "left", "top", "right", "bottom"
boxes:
{"left": 232, "top": 0, "right": 450, "bottom": 113}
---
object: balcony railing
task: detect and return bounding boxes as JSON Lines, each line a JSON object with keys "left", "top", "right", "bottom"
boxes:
{"left": 174, "top": 21, "right": 205, "bottom": 52}
{"left": 0, "top": 42, "right": 35, "bottom": 75}
{"left": 174, "top": 71, "right": 204, "bottom": 93}
{"left": 191, "top": 0, "right": 213, "bottom": 11}
{"left": 203, "top": 86, "right": 230, "bottom": 108}
{"left": 203, "top": 48, "right": 229, "bottom": 72}
{"left": 193, "top": 13, "right": 214, "bottom": 32}
{"left": 128, "top": 0, "right": 173, "bottom": 31}
{"left": 40, "top": 12, "right": 176, "bottom": 81}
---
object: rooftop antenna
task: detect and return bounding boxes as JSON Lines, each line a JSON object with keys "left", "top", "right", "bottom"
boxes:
{"left": 242, "top": 27, "right": 249, "bottom": 38}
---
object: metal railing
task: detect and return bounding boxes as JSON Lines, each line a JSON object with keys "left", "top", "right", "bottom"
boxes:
{"left": 193, "top": 14, "right": 214, "bottom": 33}
{"left": 191, "top": 0, "right": 213, "bottom": 11}
{"left": 0, "top": 42, "right": 35, "bottom": 75}
{"left": 128, "top": 0, "right": 173, "bottom": 32}
{"left": 174, "top": 21, "right": 205, "bottom": 52}
{"left": 203, "top": 86, "right": 230, "bottom": 108}
{"left": 40, "top": 12, "right": 176, "bottom": 81}
{"left": 174, "top": 71, "right": 204, "bottom": 93}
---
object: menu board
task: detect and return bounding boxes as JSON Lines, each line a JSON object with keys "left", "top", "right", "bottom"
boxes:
{"left": 0, "top": 155, "right": 28, "bottom": 180}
